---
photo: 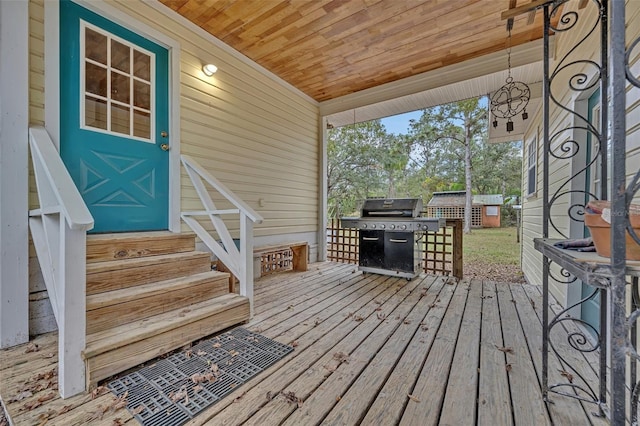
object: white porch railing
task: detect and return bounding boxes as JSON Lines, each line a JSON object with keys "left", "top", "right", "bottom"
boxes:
{"left": 28, "top": 126, "right": 93, "bottom": 398}
{"left": 181, "top": 155, "right": 263, "bottom": 316}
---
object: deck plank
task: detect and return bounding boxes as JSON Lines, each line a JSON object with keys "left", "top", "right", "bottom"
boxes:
{"left": 510, "top": 284, "right": 593, "bottom": 425}
{"left": 362, "top": 278, "right": 459, "bottom": 425}
{"left": 438, "top": 279, "right": 482, "bottom": 426}
{"left": 0, "top": 263, "right": 602, "bottom": 426}
{"left": 476, "top": 281, "right": 512, "bottom": 426}
{"left": 320, "top": 276, "right": 452, "bottom": 425}
{"left": 185, "top": 271, "right": 413, "bottom": 425}
{"left": 278, "top": 275, "right": 439, "bottom": 426}
{"left": 495, "top": 282, "right": 551, "bottom": 425}
{"left": 398, "top": 278, "right": 469, "bottom": 426}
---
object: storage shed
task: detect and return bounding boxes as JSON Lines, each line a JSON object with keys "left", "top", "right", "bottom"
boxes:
{"left": 426, "top": 191, "right": 503, "bottom": 228}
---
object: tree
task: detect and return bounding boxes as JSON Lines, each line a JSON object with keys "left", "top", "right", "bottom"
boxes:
{"left": 327, "top": 120, "right": 410, "bottom": 218}
{"left": 409, "top": 99, "right": 487, "bottom": 233}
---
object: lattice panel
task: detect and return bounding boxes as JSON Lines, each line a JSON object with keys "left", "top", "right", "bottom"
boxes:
{"left": 326, "top": 218, "right": 359, "bottom": 264}
{"left": 260, "top": 248, "right": 293, "bottom": 275}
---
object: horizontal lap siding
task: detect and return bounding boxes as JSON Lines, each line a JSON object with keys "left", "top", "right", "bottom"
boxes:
{"left": 521, "top": 1, "right": 640, "bottom": 300}
{"left": 108, "top": 0, "right": 320, "bottom": 239}
{"left": 26, "top": 0, "right": 320, "bottom": 335}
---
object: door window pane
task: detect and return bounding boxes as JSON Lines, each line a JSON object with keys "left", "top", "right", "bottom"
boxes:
{"left": 85, "top": 28, "right": 107, "bottom": 64}
{"left": 111, "top": 39, "right": 130, "bottom": 73}
{"left": 111, "top": 71, "right": 130, "bottom": 103}
{"left": 85, "top": 63, "right": 107, "bottom": 97}
{"left": 81, "top": 22, "right": 155, "bottom": 141}
{"left": 134, "top": 50, "right": 150, "bottom": 81}
{"left": 111, "top": 104, "right": 130, "bottom": 135}
{"left": 85, "top": 96, "right": 107, "bottom": 130}
{"left": 133, "top": 110, "right": 151, "bottom": 139}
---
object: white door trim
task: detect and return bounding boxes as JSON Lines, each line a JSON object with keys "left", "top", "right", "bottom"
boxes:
{"left": 45, "top": 0, "right": 181, "bottom": 232}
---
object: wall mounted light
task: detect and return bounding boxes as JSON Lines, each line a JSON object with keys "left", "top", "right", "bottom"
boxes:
{"left": 202, "top": 64, "right": 218, "bottom": 76}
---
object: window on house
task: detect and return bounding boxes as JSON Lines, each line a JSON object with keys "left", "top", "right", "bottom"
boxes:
{"left": 486, "top": 206, "right": 499, "bottom": 216}
{"left": 527, "top": 137, "right": 537, "bottom": 196}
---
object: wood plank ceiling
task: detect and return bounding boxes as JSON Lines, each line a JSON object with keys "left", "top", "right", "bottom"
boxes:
{"left": 159, "top": 0, "right": 551, "bottom": 102}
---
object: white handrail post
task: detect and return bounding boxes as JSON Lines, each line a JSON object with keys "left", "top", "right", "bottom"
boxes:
{"left": 57, "top": 219, "right": 86, "bottom": 397}
{"left": 239, "top": 212, "right": 254, "bottom": 318}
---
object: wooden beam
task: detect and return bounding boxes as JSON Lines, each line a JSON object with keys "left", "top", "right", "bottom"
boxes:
{"left": 506, "top": 0, "right": 517, "bottom": 34}
{"left": 501, "top": 0, "right": 551, "bottom": 20}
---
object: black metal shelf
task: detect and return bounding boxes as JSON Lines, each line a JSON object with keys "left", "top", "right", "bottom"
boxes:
{"left": 534, "top": 238, "right": 640, "bottom": 284}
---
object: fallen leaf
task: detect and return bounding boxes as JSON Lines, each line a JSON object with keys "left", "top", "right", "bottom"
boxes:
{"left": 233, "top": 391, "right": 247, "bottom": 403}
{"left": 57, "top": 405, "right": 73, "bottom": 415}
{"left": 43, "top": 353, "right": 55, "bottom": 359}
{"left": 559, "top": 369, "right": 574, "bottom": 383}
{"left": 336, "top": 396, "right": 341, "bottom": 401}
{"left": 112, "top": 418, "right": 124, "bottom": 426}
{"left": 333, "top": 352, "right": 350, "bottom": 364}
{"left": 25, "top": 343, "right": 40, "bottom": 353}
{"left": 131, "top": 405, "right": 145, "bottom": 415}
{"left": 495, "top": 346, "right": 514, "bottom": 354}
{"left": 403, "top": 320, "right": 411, "bottom": 325}
{"left": 8, "top": 391, "right": 33, "bottom": 402}
{"left": 229, "top": 349, "right": 240, "bottom": 357}
{"left": 212, "top": 342, "right": 222, "bottom": 348}
{"left": 169, "top": 388, "right": 187, "bottom": 403}
{"left": 353, "top": 315, "right": 364, "bottom": 322}
{"left": 377, "top": 312, "right": 386, "bottom": 320}
{"left": 280, "top": 391, "right": 302, "bottom": 407}
{"left": 506, "top": 363, "right": 513, "bottom": 372}
{"left": 91, "top": 386, "right": 107, "bottom": 400}
{"left": 290, "top": 340, "right": 299, "bottom": 347}
{"left": 407, "top": 394, "right": 421, "bottom": 402}
{"left": 197, "top": 350, "right": 207, "bottom": 356}
{"left": 37, "top": 392, "right": 56, "bottom": 403}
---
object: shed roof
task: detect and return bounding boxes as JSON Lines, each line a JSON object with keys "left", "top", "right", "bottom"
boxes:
{"left": 427, "top": 192, "right": 504, "bottom": 207}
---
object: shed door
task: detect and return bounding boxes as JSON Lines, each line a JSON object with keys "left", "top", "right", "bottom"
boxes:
{"left": 60, "top": 0, "right": 169, "bottom": 233}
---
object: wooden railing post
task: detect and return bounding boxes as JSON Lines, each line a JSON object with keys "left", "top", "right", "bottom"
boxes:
{"left": 58, "top": 221, "right": 86, "bottom": 397}
{"left": 448, "top": 219, "right": 464, "bottom": 280}
{"left": 239, "top": 213, "right": 254, "bottom": 318}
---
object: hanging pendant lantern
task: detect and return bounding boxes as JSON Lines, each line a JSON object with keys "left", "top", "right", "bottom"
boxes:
{"left": 490, "top": 29, "right": 530, "bottom": 133}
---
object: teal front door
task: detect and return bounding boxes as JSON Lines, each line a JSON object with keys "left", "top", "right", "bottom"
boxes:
{"left": 60, "top": 0, "right": 169, "bottom": 233}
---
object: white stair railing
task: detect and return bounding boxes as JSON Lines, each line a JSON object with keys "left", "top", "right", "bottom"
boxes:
{"left": 181, "top": 155, "right": 263, "bottom": 316}
{"left": 28, "top": 126, "right": 93, "bottom": 398}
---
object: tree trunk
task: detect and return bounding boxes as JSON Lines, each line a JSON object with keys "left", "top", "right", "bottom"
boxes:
{"left": 464, "top": 120, "right": 473, "bottom": 234}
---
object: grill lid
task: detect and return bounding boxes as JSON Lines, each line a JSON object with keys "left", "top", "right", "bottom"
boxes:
{"left": 361, "top": 198, "right": 423, "bottom": 218}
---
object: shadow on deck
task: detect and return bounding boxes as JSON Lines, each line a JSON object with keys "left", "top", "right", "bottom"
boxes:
{"left": 0, "top": 262, "right": 604, "bottom": 425}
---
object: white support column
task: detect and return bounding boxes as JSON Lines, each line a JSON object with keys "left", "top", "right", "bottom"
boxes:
{"left": 318, "top": 116, "right": 329, "bottom": 261}
{"left": 0, "top": 0, "right": 30, "bottom": 348}
{"left": 239, "top": 213, "right": 254, "bottom": 318}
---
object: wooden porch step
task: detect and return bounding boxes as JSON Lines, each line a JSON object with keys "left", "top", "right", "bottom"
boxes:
{"left": 84, "top": 293, "right": 250, "bottom": 388}
{"left": 86, "top": 231, "right": 196, "bottom": 263}
{"left": 86, "top": 270, "right": 231, "bottom": 334}
{"left": 86, "top": 251, "right": 212, "bottom": 295}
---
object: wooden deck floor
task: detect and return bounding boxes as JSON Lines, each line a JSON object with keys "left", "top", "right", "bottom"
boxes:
{"left": 1, "top": 262, "right": 606, "bottom": 425}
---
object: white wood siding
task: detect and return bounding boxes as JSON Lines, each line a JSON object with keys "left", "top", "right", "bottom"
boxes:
{"left": 27, "top": 0, "right": 320, "bottom": 335}
{"left": 521, "top": 0, "right": 640, "bottom": 304}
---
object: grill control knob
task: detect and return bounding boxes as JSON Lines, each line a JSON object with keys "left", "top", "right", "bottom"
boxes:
{"left": 380, "top": 224, "right": 385, "bottom": 229}
{"left": 362, "top": 223, "right": 367, "bottom": 228}
{"left": 390, "top": 224, "right": 395, "bottom": 229}
{"left": 371, "top": 224, "right": 376, "bottom": 229}
{"left": 401, "top": 224, "right": 407, "bottom": 230}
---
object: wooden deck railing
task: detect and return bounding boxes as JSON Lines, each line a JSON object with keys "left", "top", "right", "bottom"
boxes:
{"left": 28, "top": 126, "right": 94, "bottom": 398}
{"left": 327, "top": 218, "right": 463, "bottom": 279}
{"left": 181, "top": 155, "right": 263, "bottom": 317}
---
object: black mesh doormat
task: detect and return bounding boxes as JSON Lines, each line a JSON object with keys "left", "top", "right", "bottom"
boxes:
{"left": 107, "top": 327, "right": 293, "bottom": 426}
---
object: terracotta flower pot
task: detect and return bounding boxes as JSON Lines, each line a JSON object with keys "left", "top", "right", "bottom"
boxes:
{"left": 584, "top": 202, "right": 640, "bottom": 260}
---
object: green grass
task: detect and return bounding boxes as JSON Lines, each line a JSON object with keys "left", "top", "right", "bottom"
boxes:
{"left": 463, "top": 227, "right": 521, "bottom": 266}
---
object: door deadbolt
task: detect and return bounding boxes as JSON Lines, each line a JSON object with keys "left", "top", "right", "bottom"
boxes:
{"left": 160, "top": 143, "right": 170, "bottom": 151}
{"left": 161, "top": 131, "right": 168, "bottom": 138}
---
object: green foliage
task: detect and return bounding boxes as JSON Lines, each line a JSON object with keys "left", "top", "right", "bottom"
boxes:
{"left": 326, "top": 98, "right": 523, "bottom": 219}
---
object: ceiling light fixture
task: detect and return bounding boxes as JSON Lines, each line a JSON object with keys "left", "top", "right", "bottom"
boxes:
{"left": 202, "top": 64, "right": 218, "bottom": 76}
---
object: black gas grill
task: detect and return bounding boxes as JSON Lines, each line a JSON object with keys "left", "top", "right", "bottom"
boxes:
{"left": 341, "top": 198, "right": 444, "bottom": 279}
